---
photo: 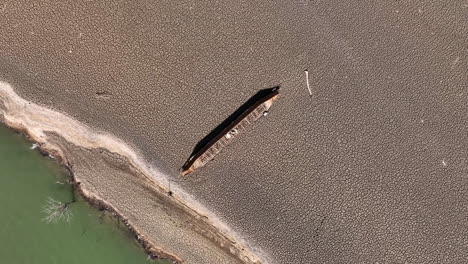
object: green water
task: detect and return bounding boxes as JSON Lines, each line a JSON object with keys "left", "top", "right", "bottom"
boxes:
{"left": 0, "top": 125, "right": 169, "bottom": 264}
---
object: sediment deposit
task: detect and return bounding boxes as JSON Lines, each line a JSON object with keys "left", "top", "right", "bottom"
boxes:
{"left": 0, "top": 82, "right": 269, "bottom": 264}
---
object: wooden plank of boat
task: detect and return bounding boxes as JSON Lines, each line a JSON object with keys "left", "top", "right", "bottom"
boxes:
{"left": 181, "top": 87, "right": 280, "bottom": 175}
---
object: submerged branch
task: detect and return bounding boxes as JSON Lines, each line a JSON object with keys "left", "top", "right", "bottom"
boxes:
{"left": 43, "top": 197, "right": 76, "bottom": 223}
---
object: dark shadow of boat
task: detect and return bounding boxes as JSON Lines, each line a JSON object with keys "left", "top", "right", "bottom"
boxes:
{"left": 182, "top": 86, "right": 280, "bottom": 171}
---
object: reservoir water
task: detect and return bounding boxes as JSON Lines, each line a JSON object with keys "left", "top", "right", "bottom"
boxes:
{"left": 0, "top": 124, "right": 169, "bottom": 264}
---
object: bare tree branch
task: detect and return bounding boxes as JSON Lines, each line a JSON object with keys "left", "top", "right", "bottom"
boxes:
{"left": 43, "top": 197, "right": 75, "bottom": 223}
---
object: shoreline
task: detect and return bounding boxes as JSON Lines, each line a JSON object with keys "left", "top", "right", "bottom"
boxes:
{"left": 73, "top": 170, "right": 182, "bottom": 263}
{"left": 0, "top": 81, "right": 270, "bottom": 264}
{"left": 5, "top": 112, "right": 182, "bottom": 263}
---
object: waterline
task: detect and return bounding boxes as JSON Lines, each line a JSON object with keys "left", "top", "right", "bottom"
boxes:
{"left": 0, "top": 124, "right": 169, "bottom": 264}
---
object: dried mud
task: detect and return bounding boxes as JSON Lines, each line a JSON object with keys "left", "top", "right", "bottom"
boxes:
{"left": 0, "top": 82, "right": 267, "bottom": 264}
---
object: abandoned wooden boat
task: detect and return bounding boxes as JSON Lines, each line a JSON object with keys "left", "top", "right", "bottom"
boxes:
{"left": 181, "top": 87, "right": 280, "bottom": 175}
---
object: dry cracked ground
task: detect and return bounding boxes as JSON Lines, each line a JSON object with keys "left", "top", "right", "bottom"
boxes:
{"left": 1, "top": 1, "right": 468, "bottom": 263}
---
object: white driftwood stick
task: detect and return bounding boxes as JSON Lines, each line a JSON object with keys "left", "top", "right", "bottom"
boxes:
{"left": 305, "top": 69, "right": 312, "bottom": 96}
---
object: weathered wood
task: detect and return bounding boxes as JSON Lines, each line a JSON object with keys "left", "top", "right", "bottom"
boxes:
{"left": 181, "top": 88, "right": 280, "bottom": 175}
